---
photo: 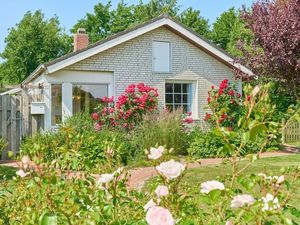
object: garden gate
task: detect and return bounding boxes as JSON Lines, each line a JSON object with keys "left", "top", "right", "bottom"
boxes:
{"left": 0, "top": 89, "right": 44, "bottom": 160}
{"left": 282, "top": 117, "right": 300, "bottom": 144}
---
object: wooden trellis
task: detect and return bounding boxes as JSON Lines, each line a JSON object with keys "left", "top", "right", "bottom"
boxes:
{"left": 282, "top": 118, "right": 300, "bottom": 144}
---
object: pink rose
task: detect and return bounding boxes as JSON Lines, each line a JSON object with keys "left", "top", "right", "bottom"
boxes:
{"left": 146, "top": 206, "right": 175, "bottom": 225}
{"left": 91, "top": 112, "right": 99, "bottom": 120}
{"left": 16, "top": 169, "right": 29, "bottom": 178}
{"left": 231, "top": 194, "right": 255, "bottom": 208}
{"left": 144, "top": 199, "right": 157, "bottom": 211}
{"left": 200, "top": 180, "right": 225, "bottom": 194}
{"left": 155, "top": 185, "right": 169, "bottom": 197}
{"left": 156, "top": 160, "right": 185, "bottom": 180}
{"left": 148, "top": 146, "right": 164, "bottom": 160}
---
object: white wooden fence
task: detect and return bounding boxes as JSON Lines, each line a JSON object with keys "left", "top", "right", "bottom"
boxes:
{"left": 282, "top": 118, "right": 300, "bottom": 144}
{"left": 0, "top": 89, "right": 44, "bottom": 159}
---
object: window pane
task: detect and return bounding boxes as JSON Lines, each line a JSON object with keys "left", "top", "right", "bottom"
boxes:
{"left": 73, "top": 84, "right": 108, "bottom": 114}
{"left": 165, "top": 83, "right": 173, "bottom": 93}
{"left": 51, "top": 84, "right": 62, "bottom": 125}
{"left": 182, "top": 84, "right": 190, "bottom": 93}
{"left": 174, "top": 94, "right": 181, "bottom": 103}
{"left": 174, "top": 84, "right": 181, "bottom": 93}
{"left": 182, "top": 94, "right": 189, "bottom": 103}
{"left": 165, "top": 94, "right": 173, "bottom": 104}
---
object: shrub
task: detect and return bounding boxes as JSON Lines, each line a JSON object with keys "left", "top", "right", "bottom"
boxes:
{"left": 131, "top": 109, "right": 189, "bottom": 155}
{"left": 187, "top": 128, "right": 225, "bottom": 158}
{"left": 204, "top": 79, "right": 243, "bottom": 130}
{"left": 0, "top": 137, "right": 7, "bottom": 155}
{"left": 21, "top": 114, "right": 136, "bottom": 171}
{"left": 92, "top": 83, "right": 158, "bottom": 131}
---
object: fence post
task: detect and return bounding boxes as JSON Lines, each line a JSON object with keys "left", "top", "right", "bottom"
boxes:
{"left": 282, "top": 118, "right": 286, "bottom": 144}
{"left": 1, "top": 95, "right": 8, "bottom": 159}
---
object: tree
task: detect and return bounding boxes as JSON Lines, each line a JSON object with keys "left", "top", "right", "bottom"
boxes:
{"left": 71, "top": 2, "right": 112, "bottom": 44}
{"left": 211, "top": 8, "right": 252, "bottom": 56}
{"left": 0, "top": 11, "right": 71, "bottom": 83}
{"left": 240, "top": 0, "right": 300, "bottom": 100}
{"left": 72, "top": 0, "right": 181, "bottom": 44}
{"left": 180, "top": 7, "right": 210, "bottom": 39}
{"left": 111, "top": 1, "right": 136, "bottom": 34}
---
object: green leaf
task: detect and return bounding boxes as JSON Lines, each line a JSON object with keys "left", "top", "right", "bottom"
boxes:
{"left": 249, "top": 124, "right": 267, "bottom": 141}
{"left": 39, "top": 212, "right": 57, "bottom": 225}
{"left": 289, "top": 206, "right": 300, "bottom": 218}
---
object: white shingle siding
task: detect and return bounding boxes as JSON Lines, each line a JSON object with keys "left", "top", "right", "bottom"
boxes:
{"left": 66, "top": 27, "right": 237, "bottom": 120}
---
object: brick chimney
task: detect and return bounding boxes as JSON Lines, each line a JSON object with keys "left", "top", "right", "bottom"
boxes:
{"left": 73, "top": 28, "right": 89, "bottom": 51}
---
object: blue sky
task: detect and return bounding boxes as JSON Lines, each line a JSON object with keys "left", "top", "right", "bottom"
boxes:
{"left": 0, "top": 0, "right": 253, "bottom": 54}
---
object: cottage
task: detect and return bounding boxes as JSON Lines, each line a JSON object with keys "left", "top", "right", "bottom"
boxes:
{"left": 21, "top": 14, "right": 253, "bottom": 131}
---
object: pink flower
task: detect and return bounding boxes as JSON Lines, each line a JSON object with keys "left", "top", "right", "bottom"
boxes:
{"left": 146, "top": 206, "right": 175, "bottom": 225}
{"left": 187, "top": 112, "right": 192, "bottom": 116}
{"left": 21, "top": 155, "right": 30, "bottom": 165}
{"left": 16, "top": 169, "right": 29, "bottom": 178}
{"left": 148, "top": 146, "right": 164, "bottom": 160}
{"left": 156, "top": 160, "right": 185, "bottom": 180}
{"left": 200, "top": 180, "right": 225, "bottom": 194}
{"left": 91, "top": 112, "right": 99, "bottom": 121}
{"left": 144, "top": 199, "right": 157, "bottom": 211}
{"left": 228, "top": 89, "right": 235, "bottom": 96}
{"left": 94, "top": 123, "right": 102, "bottom": 131}
{"left": 184, "top": 118, "right": 193, "bottom": 124}
{"left": 231, "top": 194, "right": 255, "bottom": 208}
{"left": 155, "top": 185, "right": 169, "bottom": 197}
{"left": 277, "top": 175, "right": 285, "bottom": 184}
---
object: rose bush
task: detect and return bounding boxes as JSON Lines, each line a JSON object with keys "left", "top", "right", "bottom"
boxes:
{"left": 92, "top": 83, "right": 158, "bottom": 131}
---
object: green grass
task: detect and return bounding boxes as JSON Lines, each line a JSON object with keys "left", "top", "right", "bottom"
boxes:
{"left": 0, "top": 166, "right": 17, "bottom": 181}
{"left": 289, "top": 142, "right": 300, "bottom": 148}
{"left": 180, "top": 154, "right": 300, "bottom": 214}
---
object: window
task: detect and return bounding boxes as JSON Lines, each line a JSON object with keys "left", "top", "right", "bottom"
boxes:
{"left": 165, "top": 83, "right": 191, "bottom": 112}
{"left": 73, "top": 84, "right": 108, "bottom": 114}
{"left": 51, "top": 84, "right": 62, "bottom": 125}
{"left": 153, "top": 41, "right": 171, "bottom": 72}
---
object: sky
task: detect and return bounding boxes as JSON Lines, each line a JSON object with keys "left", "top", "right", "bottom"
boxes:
{"left": 0, "top": 0, "right": 254, "bottom": 55}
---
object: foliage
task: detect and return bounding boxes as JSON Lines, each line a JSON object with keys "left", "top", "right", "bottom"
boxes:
{"left": 0, "top": 138, "right": 7, "bottom": 155}
{"left": 131, "top": 109, "right": 189, "bottom": 155}
{"left": 92, "top": 83, "right": 158, "bottom": 131}
{"left": 72, "top": 0, "right": 211, "bottom": 44}
{"left": 205, "top": 79, "right": 243, "bottom": 130}
{"left": 187, "top": 128, "right": 225, "bottom": 159}
{"left": 0, "top": 10, "right": 71, "bottom": 83}
{"left": 20, "top": 114, "right": 136, "bottom": 171}
{"left": 240, "top": 0, "right": 300, "bottom": 100}
{"left": 0, "top": 166, "right": 146, "bottom": 224}
{"left": 211, "top": 7, "right": 252, "bottom": 57}
{"left": 179, "top": 7, "right": 210, "bottom": 38}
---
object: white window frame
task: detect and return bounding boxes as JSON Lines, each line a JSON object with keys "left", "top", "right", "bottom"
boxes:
{"left": 152, "top": 41, "right": 172, "bottom": 73}
{"left": 164, "top": 80, "right": 198, "bottom": 119}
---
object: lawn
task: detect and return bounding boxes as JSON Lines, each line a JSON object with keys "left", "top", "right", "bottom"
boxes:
{"left": 289, "top": 142, "right": 300, "bottom": 148}
{"left": 0, "top": 165, "right": 17, "bottom": 181}
{"left": 178, "top": 153, "right": 300, "bottom": 220}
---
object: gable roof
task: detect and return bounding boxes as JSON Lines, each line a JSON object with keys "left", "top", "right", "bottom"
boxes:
{"left": 22, "top": 14, "right": 254, "bottom": 84}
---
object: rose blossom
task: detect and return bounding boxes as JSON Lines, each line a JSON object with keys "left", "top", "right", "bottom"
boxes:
{"left": 21, "top": 155, "right": 30, "bottom": 165}
{"left": 156, "top": 160, "right": 185, "bottom": 180}
{"left": 200, "top": 180, "right": 225, "bottom": 194}
{"left": 262, "top": 193, "right": 280, "bottom": 211}
{"left": 146, "top": 206, "right": 175, "bottom": 225}
{"left": 225, "top": 221, "right": 233, "bottom": 225}
{"left": 16, "top": 169, "right": 29, "bottom": 178}
{"left": 148, "top": 146, "right": 164, "bottom": 160}
{"left": 155, "top": 185, "right": 169, "bottom": 197}
{"left": 276, "top": 175, "right": 285, "bottom": 184}
{"left": 144, "top": 199, "right": 157, "bottom": 211}
{"left": 231, "top": 194, "right": 255, "bottom": 208}
{"left": 96, "top": 173, "right": 114, "bottom": 185}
